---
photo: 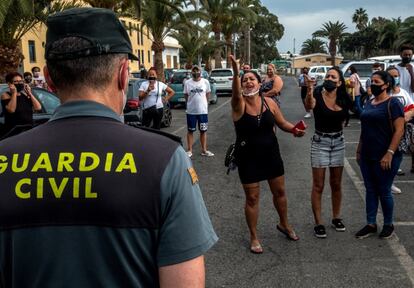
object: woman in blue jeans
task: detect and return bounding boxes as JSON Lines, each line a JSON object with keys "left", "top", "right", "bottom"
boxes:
{"left": 356, "top": 71, "right": 405, "bottom": 239}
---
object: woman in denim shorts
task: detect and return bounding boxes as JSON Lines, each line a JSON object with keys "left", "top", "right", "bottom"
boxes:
{"left": 304, "top": 67, "right": 352, "bottom": 238}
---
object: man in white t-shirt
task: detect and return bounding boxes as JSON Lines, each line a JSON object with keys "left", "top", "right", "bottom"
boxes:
{"left": 184, "top": 66, "right": 214, "bottom": 157}
{"left": 396, "top": 44, "right": 414, "bottom": 102}
{"left": 139, "top": 68, "right": 175, "bottom": 129}
{"left": 395, "top": 44, "right": 414, "bottom": 174}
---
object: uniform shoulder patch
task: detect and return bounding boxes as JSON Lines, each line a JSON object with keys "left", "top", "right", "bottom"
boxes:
{"left": 187, "top": 167, "right": 199, "bottom": 185}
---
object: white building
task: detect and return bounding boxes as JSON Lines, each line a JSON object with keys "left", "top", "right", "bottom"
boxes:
{"left": 162, "top": 36, "right": 181, "bottom": 69}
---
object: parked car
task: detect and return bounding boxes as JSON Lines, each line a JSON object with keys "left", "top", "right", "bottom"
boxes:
{"left": 125, "top": 78, "right": 172, "bottom": 127}
{"left": 210, "top": 68, "right": 233, "bottom": 95}
{"left": 168, "top": 70, "right": 217, "bottom": 107}
{"left": 0, "top": 84, "right": 61, "bottom": 139}
{"left": 308, "top": 66, "right": 331, "bottom": 81}
{"left": 340, "top": 61, "right": 386, "bottom": 89}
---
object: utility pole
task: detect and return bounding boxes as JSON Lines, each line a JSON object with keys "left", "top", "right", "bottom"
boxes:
{"left": 293, "top": 38, "right": 296, "bottom": 55}
{"left": 196, "top": 0, "right": 202, "bottom": 68}
{"left": 247, "top": 27, "right": 251, "bottom": 66}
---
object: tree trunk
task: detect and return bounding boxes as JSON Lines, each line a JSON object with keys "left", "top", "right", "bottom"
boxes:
{"left": 0, "top": 44, "right": 24, "bottom": 83}
{"left": 152, "top": 40, "right": 165, "bottom": 82}
{"left": 214, "top": 31, "right": 222, "bottom": 69}
{"left": 225, "top": 34, "right": 232, "bottom": 68}
{"left": 328, "top": 40, "right": 336, "bottom": 66}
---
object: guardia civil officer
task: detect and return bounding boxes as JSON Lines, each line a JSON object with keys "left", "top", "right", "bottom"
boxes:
{"left": 0, "top": 8, "right": 217, "bottom": 288}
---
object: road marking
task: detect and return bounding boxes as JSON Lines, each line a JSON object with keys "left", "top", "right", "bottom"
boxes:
{"left": 394, "top": 222, "right": 414, "bottom": 226}
{"left": 172, "top": 98, "right": 231, "bottom": 135}
{"left": 345, "top": 141, "right": 359, "bottom": 144}
{"left": 344, "top": 157, "right": 414, "bottom": 285}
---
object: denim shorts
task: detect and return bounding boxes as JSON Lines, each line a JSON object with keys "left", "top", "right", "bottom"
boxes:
{"left": 186, "top": 114, "right": 208, "bottom": 132}
{"left": 311, "top": 132, "right": 345, "bottom": 168}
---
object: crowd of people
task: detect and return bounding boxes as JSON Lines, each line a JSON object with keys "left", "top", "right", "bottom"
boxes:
{"left": 1, "top": 7, "right": 414, "bottom": 286}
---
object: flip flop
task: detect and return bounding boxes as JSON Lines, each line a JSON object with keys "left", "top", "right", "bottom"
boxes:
{"left": 277, "top": 224, "right": 300, "bottom": 241}
{"left": 250, "top": 243, "right": 263, "bottom": 254}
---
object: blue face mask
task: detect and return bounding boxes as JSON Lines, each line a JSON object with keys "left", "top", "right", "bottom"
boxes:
{"left": 394, "top": 77, "right": 400, "bottom": 86}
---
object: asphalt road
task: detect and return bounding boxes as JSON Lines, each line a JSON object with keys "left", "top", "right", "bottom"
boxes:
{"left": 164, "top": 77, "right": 414, "bottom": 288}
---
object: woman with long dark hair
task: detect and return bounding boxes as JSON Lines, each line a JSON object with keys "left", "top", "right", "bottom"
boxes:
{"left": 305, "top": 67, "right": 352, "bottom": 238}
{"left": 229, "top": 55, "right": 305, "bottom": 254}
{"left": 355, "top": 71, "right": 404, "bottom": 239}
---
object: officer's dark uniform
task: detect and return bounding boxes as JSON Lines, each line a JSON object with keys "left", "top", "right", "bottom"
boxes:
{"left": 0, "top": 8, "right": 217, "bottom": 288}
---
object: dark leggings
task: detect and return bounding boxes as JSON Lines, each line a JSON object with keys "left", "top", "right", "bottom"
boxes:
{"left": 142, "top": 107, "right": 164, "bottom": 130}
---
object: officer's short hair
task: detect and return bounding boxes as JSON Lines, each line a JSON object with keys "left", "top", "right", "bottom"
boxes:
{"left": 45, "top": 7, "right": 137, "bottom": 91}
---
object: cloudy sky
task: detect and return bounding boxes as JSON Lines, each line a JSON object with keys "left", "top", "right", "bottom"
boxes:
{"left": 260, "top": 0, "right": 414, "bottom": 53}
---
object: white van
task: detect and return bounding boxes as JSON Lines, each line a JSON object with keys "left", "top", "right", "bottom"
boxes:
{"left": 308, "top": 66, "right": 331, "bottom": 80}
{"left": 341, "top": 61, "right": 386, "bottom": 88}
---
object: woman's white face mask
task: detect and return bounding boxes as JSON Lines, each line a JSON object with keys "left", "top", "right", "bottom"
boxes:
{"left": 242, "top": 89, "right": 260, "bottom": 97}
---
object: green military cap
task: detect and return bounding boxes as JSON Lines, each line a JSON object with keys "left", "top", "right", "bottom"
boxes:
{"left": 45, "top": 7, "right": 138, "bottom": 61}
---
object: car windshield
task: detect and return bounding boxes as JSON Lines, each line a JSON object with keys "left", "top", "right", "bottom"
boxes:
{"left": 171, "top": 72, "right": 190, "bottom": 84}
{"left": 32, "top": 88, "right": 60, "bottom": 113}
{"left": 211, "top": 70, "right": 232, "bottom": 77}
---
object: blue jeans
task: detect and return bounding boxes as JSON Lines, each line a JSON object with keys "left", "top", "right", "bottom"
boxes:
{"left": 360, "top": 153, "right": 402, "bottom": 225}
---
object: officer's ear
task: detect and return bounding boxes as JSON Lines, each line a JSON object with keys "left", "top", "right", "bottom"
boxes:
{"left": 118, "top": 59, "right": 129, "bottom": 91}
{"left": 44, "top": 66, "right": 57, "bottom": 93}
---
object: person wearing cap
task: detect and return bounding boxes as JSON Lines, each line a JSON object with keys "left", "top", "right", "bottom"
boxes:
{"left": 0, "top": 7, "right": 217, "bottom": 288}
{"left": 184, "top": 66, "right": 214, "bottom": 157}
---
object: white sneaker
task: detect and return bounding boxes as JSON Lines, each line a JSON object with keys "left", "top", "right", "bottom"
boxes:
{"left": 201, "top": 150, "right": 214, "bottom": 157}
{"left": 186, "top": 151, "right": 192, "bottom": 158}
{"left": 304, "top": 112, "right": 312, "bottom": 119}
{"left": 391, "top": 184, "right": 402, "bottom": 194}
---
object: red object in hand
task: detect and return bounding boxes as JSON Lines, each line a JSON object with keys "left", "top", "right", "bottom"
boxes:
{"left": 404, "top": 104, "right": 414, "bottom": 113}
{"left": 294, "top": 120, "right": 307, "bottom": 131}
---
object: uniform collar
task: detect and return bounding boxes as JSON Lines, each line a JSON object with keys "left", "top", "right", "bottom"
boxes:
{"left": 50, "top": 100, "right": 123, "bottom": 122}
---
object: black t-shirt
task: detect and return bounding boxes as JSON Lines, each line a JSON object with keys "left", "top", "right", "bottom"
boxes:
{"left": 1, "top": 92, "right": 34, "bottom": 129}
{"left": 313, "top": 87, "right": 347, "bottom": 133}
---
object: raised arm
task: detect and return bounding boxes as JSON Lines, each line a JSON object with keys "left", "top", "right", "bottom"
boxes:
{"left": 304, "top": 77, "right": 316, "bottom": 110}
{"left": 229, "top": 55, "right": 243, "bottom": 116}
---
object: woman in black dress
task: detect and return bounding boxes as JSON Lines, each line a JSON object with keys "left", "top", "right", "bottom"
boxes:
{"left": 229, "top": 55, "right": 305, "bottom": 253}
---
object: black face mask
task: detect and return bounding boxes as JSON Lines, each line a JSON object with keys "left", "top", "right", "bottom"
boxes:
{"left": 15, "top": 83, "right": 24, "bottom": 92}
{"left": 192, "top": 72, "right": 200, "bottom": 79}
{"left": 402, "top": 56, "right": 412, "bottom": 64}
{"left": 370, "top": 84, "right": 385, "bottom": 97}
{"left": 148, "top": 76, "right": 156, "bottom": 81}
{"left": 24, "top": 77, "right": 32, "bottom": 83}
{"left": 323, "top": 80, "right": 337, "bottom": 92}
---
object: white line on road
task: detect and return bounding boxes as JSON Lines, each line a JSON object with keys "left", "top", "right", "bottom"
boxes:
{"left": 344, "top": 158, "right": 414, "bottom": 285}
{"left": 345, "top": 141, "right": 359, "bottom": 144}
{"left": 394, "top": 222, "right": 414, "bottom": 226}
{"left": 353, "top": 180, "right": 414, "bottom": 184}
{"left": 172, "top": 98, "right": 232, "bottom": 135}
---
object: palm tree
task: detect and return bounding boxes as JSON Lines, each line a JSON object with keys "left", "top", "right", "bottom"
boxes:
{"left": 313, "top": 21, "right": 348, "bottom": 66}
{"left": 378, "top": 19, "right": 401, "bottom": 54}
{"left": 130, "top": 0, "right": 186, "bottom": 80}
{"left": 198, "top": 0, "right": 253, "bottom": 68}
{"left": 300, "top": 38, "right": 327, "bottom": 55}
{"left": 170, "top": 25, "right": 209, "bottom": 69}
{"left": 352, "top": 8, "right": 368, "bottom": 31}
{"left": 0, "top": 0, "right": 77, "bottom": 81}
{"left": 397, "top": 16, "right": 414, "bottom": 47}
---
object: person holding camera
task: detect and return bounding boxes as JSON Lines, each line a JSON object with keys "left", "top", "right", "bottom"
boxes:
{"left": 1, "top": 72, "right": 42, "bottom": 137}
{"left": 139, "top": 67, "right": 175, "bottom": 130}
{"left": 305, "top": 67, "right": 352, "bottom": 238}
{"left": 229, "top": 55, "right": 305, "bottom": 254}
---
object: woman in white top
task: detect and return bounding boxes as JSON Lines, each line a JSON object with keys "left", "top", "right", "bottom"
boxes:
{"left": 139, "top": 68, "right": 175, "bottom": 129}
{"left": 386, "top": 66, "right": 414, "bottom": 194}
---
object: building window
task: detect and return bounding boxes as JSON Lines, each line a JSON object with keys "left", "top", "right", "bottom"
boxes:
{"left": 137, "top": 25, "right": 140, "bottom": 45}
{"left": 141, "top": 50, "right": 144, "bottom": 64}
{"left": 305, "top": 58, "right": 311, "bottom": 62}
{"left": 148, "top": 50, "right": 151, "bottom": 63}
{"left": 28, "top": 40, "right": 36, "bottom": 63}
{"left": 141, "top": 26, "right": 144, "bottom": 45}
{"left": 327, "top": 58, "right": 332, "bottom": 62}
{"left": 128, "top": 22, "right": 132, "bottom": 36}
{"left": 173, "top": 56, "right": 178, "bottom": 69}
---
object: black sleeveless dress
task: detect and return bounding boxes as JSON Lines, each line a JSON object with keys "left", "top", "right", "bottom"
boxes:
{"left": 234, "top": 100, "right": 284, "bottom": 184}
